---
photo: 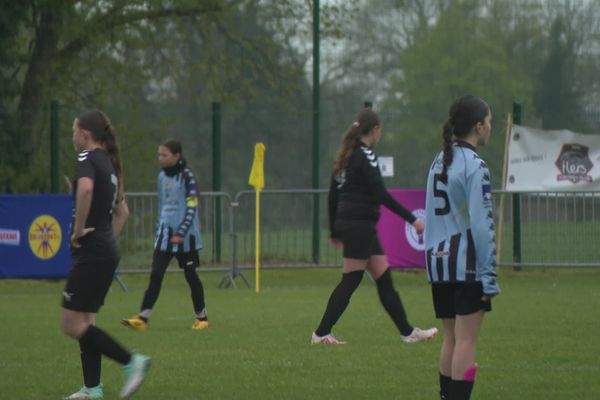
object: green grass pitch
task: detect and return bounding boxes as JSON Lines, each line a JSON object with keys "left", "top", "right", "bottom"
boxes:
{"left": 0, "top": 267, "right": 599, "bottom": 399}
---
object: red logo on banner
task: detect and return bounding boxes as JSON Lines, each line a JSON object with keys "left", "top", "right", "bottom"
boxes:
{"left": 555, "top": 143, "right": 593, "bottom": 184}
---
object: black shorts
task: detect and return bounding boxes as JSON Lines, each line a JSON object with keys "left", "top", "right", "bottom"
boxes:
{"left": 62, "top": 258, "right": 119, "bottom": 313}
{"left": 431, "top": 282, "right": 492, "bottom": 319}
{"left": 334, "top": 219, "right": 383, "bottom": 260}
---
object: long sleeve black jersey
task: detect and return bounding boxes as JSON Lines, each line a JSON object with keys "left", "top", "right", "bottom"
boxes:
{"left": 328, "top": 144, "right": 416, "bottom": 238}
{"left": 71, "top": 148, "right": 120, "bottom": 262}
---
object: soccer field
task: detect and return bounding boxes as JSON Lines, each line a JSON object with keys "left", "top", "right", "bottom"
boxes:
{"left": 1, "top": 267, "right": 598, "bottom": 399}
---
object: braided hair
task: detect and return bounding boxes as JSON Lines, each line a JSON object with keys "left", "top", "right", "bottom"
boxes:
{"left": 441, "top": 95, "right": 489, "bottom": 179}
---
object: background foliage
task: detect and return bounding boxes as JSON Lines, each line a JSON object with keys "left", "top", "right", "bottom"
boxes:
{"left": 1, "top": 0, "right": 600, "bottom": 193}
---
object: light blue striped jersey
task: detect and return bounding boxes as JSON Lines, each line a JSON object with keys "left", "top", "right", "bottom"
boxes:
{"left": 154, "top": 163, "right": 203, "bottom": 253}
{"left": 424, "top": 141, "right": 499, "bottom": 295}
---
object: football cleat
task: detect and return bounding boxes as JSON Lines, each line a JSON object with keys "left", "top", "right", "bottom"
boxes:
{"left": 64, "top": 383, "right": 104, "bottom": 399}
{"left": 311, "top": 332, "right": 347, "bottom": 345}
{"left": 120, "top": 353, "right": 151, "bottom": 398}
{"left": 400, "top": 327, "right": 438, "bottom": 343}
{"left": 121, "top": 316, "right": 148, "bottom": 332}
{"left": 191, "top": 320, "right": 209, "bottom": 330}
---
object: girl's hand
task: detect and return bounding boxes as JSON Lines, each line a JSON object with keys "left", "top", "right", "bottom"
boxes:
{"left": 330, "top": 238, "right": 343, "bottom": 249}
{"left": 70, "top": 227, "right": 95, "bottom": 248}
{"left": 412, "top": 218, "right": 424, "bottom": 235}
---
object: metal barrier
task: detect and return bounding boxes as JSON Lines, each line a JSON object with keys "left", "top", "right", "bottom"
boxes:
{"left": 218, "top": 189, "right": 343, "bottom": 288}
{"left": 119, "top": 190, "right": 600, "bottom": 278}
{"left": 120, "top": 191, "right": 233, "bottom": 272}
{"left": 120, "top": 189, "right": 342, "bottom": 275}
{"left": 495, "top": 190, "right": 600, "bottom": 267}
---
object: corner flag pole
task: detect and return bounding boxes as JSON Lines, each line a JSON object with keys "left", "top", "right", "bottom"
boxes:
{"left": 248, "top": 143, "right": 266, "bottom": 293}
{"left": 497, "top": 113, "right": 513, "bottom": 264}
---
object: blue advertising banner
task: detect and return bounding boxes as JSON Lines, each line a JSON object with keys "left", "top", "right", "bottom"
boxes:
{"left": 0, "top": 194, "right": 72, "bottom": 278}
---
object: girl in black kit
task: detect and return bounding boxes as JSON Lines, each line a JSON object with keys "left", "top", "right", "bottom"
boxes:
{"left": 312, "top": 108, "right": 438, "bottom": 345}
{"left": 61, "top": 110, "right": 150, "bottom": 399}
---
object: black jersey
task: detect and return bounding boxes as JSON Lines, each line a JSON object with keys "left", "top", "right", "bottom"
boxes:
{"left": 328, "top": 144, "right": 416, "bottom": 238}
{"left": 71, "top": 148, "right": 119, "bottom": 262}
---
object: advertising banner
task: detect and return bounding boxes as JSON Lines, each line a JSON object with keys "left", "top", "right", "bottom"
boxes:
{"left": 505, "top": 125, "right": 600, "bottom": 191}
{"left": 0, "top": 194, "right": 72, "bottom": 278}
{"left": 377, "top": 189, "right": 426, "bottom": 268}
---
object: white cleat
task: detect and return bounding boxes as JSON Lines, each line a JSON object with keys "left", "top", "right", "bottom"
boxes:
{"left": 311, "top": 332, "right": 347, "bottom": 345}
{"left": 400, "top": 327, "right": 438, "bottom": 343}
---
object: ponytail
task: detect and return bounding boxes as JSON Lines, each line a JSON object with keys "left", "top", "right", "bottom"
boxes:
{"left": 77, "top": 109, "right": 124, "bottom": 200}
{"left": 333, "top": 108, "right": 381, "bottom": 175}
{"left": 104, "top": 124, "right": 124, "bottom": 201}
{"left": 440, "top": 120, "right": 454, "bottom": 180}
{"left": 441, "top": 95, "right": 490, "bottom": 179}
{"left": 333, "top": 126, "right": 361, "bottom": 175}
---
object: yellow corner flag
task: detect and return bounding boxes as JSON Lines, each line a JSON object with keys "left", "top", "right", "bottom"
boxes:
{"left": 248, "top": 143, "right": 266, "bottom": 190}
{"left": 249, "top": 143, "right": 266, "bottom": 293}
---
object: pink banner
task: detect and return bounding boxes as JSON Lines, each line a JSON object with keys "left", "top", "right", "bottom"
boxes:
{"left": 376, "top": 189, "right": 426, "bottom": 269}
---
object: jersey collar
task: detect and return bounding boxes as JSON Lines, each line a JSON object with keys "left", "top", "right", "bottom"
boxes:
{"left": 454, "top": 140, "right": 476, "bottom": 152}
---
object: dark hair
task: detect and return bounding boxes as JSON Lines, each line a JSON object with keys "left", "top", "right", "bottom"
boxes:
{"left": 333, "top": 108, "right": 381, "bottom": 175}
{"left": 441, "top": 95, "right": 490, "bottom": 179}
{"left": 160, "top": 139, "right": 200, "bottom": 188}
{"left": 77, "top": 109, "right": 124, "bottom": 199}
{"left": 161, "top": 139, "right": 182, "bottom": 157}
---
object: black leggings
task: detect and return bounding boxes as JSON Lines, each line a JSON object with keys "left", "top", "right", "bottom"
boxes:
{"left": 140, "top": 250, "right": 205, "bottom": 315}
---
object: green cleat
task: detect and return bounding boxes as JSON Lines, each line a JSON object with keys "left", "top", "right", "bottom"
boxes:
{"left": 64, "top": 383, "right": 104, "bottom": 399}
{"left": 120, "top": 353, "right": 151, "bottom": 398}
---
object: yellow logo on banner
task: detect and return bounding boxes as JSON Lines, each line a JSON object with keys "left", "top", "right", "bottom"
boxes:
{"left": 29, "top": 215, "right": 62, "bottom": 260}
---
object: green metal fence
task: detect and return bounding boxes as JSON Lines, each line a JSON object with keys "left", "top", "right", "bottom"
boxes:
{"left": 119, "top": 189, "right": 600, "bottom": 277}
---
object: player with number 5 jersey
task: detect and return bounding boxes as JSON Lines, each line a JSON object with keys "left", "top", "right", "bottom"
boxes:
{"left": 425, "top": 96, "right": 500, "bottom": 400}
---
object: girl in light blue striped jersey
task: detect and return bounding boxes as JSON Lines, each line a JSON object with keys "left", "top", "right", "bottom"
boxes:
{"left": 122, "top": 139, "right": 208, "bottom": 331}
{"left": 425, "top": 96, "right": 500, "bottom": 400}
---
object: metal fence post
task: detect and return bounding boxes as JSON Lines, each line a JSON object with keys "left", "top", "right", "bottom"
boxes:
{"left": 512, "top": 103, "right": 522, "bottom": 269}
{"left": 212, "top": 102, "right": 222, "bottom": 263}
{"left": 50, "top": 100, "right": 59, "bottom": 193}
{"left": 219, "top": 192, "right": 250, "bottom": 289}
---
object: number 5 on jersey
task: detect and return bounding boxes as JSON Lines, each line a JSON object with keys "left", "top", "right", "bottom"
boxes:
{"left": 433, "top": 173, "right": 450, "bottom": 215}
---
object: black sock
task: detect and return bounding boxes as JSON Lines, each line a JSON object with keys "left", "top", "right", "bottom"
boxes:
{"left": 375, "top": 269, "right": 413, "bottom": 336}
{"left": 79, "top": 339, "right": 101, "bottom": 388}
{"left": 184, "top": 267, "right": 206, "bottom": 319}
{"left": 450, "top": 379, "right": 475, "bottom": 400}
{"left": 80, "top": 325, "right": 132, "bottom": 366}
{"left": 439, "top": 373, "right": 451, "bottom": 400}
{"left": 315, "top": 270, "right": 364, "bottom": 336}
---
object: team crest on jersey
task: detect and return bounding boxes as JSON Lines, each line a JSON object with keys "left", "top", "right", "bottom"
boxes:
{"left": 405, "top": 208, "right": 426, "bottom": 251}
{"left": 555, "top": 143, "right": 593, "bottom": 184}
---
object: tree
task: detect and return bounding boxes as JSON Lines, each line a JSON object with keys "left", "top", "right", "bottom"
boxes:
{"left": 534, "top": 16, "right": 579, "bottom": 130}
{"left": 533, "top": 0, "right": 600, "bottom": 132}
{"left": 381, "top": 0, "right": 541, "bottom": 187}
{"left": 0, "top": 0, "right": 357, "bottom": 193}
{"left": 0, "top": 0, "right": 253, "bottom": 192}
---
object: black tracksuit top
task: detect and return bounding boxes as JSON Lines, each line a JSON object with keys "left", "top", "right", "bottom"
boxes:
{"left": 328, "top": 143, "right": 416, "bottom": 239}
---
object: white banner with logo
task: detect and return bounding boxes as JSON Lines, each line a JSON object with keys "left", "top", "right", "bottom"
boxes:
{"left": 505, "top": 125, "right": 600, "bottom": 191}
